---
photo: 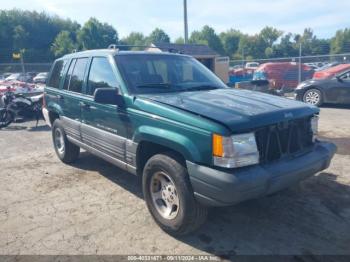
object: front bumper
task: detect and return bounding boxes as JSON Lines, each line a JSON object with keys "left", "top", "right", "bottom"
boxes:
{"left": 187, "top": 141, "right": 336, "bottom": 206}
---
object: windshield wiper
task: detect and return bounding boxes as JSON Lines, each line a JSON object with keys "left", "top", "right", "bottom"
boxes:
{"left": 182, "top": 85, "right": 222, "bottom": 92}
{"left": 136, "top": 83, "right": 173, "bottom": 89}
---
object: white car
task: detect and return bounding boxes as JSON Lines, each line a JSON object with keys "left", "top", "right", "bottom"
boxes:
{"left": 33, "top": 72, "right": 48, "bottom": 83}
{"left": 245, "top": 62, "right": 260, "bottom": 70}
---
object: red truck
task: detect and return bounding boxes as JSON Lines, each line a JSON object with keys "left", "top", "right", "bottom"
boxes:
{"left": 253, "top": 62, "right": 314, "bottom": 91}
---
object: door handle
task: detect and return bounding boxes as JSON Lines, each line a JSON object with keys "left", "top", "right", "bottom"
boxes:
{"left": 79, "top": 102, "right": 90, "bottom": 109}
{"left": 57, "top": 94, "right": 64, "bottom": 100}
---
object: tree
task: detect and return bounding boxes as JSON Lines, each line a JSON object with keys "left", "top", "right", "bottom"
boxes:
{"left": 13, "top": 25, "right": 28, "bottom": 50}
{"left": 147, "top": 28, "right": 170, "bottom": 44}
{"left": 77, "top": 18, "right": 118, "bottom": 50}
{"left": 220, "top": 29, "right": 242, "bottom": 57}
{"left": 122, "top": 32, "right": 145, "bottom": 46}
{"left": 331, "top": 28, "right": 350, "bottom": 54}
{"left": 271, "top": 33, "right": 298, "bottom": 57}
{"left": 189, "top": 25, "right": 224, "bottom": 55}
{"left": 51, "top": 31, "right": 76, "bottom": 57}
{"left": 174, "top": 37, "right": 185, "bottom": 44}
{"left": 259, "top": 27, "right": 283, "bottom": 47}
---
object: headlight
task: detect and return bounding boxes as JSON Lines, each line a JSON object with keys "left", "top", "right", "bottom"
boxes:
{"left": 212, "top": 133, "right": 259, "bottom": 168}
{"left": 311, "top": 115, "right": 319, "bottom": 141}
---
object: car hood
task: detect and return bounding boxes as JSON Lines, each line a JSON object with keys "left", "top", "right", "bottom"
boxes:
{"left": 297, "top": 78, "right": 333, "bottom": 88}
{"left": 139, "top": 89, "right": 319, "bottom": 132}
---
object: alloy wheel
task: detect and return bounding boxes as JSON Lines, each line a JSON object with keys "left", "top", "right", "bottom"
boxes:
{"left": 150, "top": 171, "right": 180, "bottom": 220}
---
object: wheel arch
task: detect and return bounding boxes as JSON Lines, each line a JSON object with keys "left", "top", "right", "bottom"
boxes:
{"left": 134, "top": 127, "right": 202, "bottom": 176}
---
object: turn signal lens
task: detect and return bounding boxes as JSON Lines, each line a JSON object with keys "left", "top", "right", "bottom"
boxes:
{"left": 212, "top": 134, "right": 223, "bottom": 157}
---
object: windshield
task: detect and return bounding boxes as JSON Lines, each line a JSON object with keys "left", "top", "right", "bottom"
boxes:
{"left": 115, "top": 54, "right": 227, "bottom": 94}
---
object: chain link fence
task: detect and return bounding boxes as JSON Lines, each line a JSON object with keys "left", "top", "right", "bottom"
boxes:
{"left": 228, "top": 53, "right": 350, "bottom": 95}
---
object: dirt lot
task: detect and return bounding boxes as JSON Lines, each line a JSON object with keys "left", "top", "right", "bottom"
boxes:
{"left": 0, "top": 106, "right": 349, "bottom": 256}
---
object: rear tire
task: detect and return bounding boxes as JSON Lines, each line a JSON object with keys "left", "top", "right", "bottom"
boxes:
{"left": 142, "top": 153, "right": 208, "bottom": 236}
{"left": 303, "top": 88, "right": 323, "bottom": 106}
{"left": 52, "top": 119, "right": 80, "bottom": 163}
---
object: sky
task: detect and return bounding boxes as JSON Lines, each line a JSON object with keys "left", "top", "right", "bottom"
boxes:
{"left": 2, "top": 0, "right": 350, "bottom": 40}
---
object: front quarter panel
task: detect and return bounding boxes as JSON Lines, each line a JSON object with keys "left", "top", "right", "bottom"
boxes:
{"left": 127, "top": 106, "right": 216, "bottom": 164}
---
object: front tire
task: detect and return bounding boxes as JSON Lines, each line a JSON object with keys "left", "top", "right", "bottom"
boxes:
{"left": 52, "top": 119, "right": 80, "bottom": 163}
{"left": 303, "top": 88, "right": 323, "bottom": 106}
{"left": 0, "top": 109, "right": 14, "bottom": 129}
{"left": 142, "top": 153, "right": 208, "bottom": 236}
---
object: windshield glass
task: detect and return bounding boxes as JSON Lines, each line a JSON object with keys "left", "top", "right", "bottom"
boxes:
{"left": 115, "top": 54, "right": 227, "bottom": 94}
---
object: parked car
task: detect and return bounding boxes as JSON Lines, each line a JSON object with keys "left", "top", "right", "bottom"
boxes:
{"left": 43, "top": 49, "right": 336, "bottom": 235}
{"left": 315, "top": 62, "right": 340, "bottom": 72}
{"left": 245, "top": 62, "right": 259, "bottom": 70}
{"left": 295, "top": 69, "right": 350, "bottom": 106}
{"left": 313, "top": 63, "right": 350, "bottom": 79}
{"left": 33, "top": 72, "right": 48, "bottom": 83}
{"left": 253, "top": 62, "right": 314, "bottom": 91}
{"left": 229, "top": 67, "right": 254, "bottom": 85}
{"left": 5, "top": 73, "right": 30, "bottom": 82}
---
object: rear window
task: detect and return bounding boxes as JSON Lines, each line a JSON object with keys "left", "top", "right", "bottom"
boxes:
{"left": 48, "top": 60, "right": 67, "bottom": 88}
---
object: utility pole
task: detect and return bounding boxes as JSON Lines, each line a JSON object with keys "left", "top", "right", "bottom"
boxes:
{"left": 298, "top": 42, "right": 302, "bottom": 84}
{"left": 183, "top": 0, "right": 188, "bottom": 43}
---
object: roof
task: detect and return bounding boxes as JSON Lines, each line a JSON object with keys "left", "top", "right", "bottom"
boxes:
{"left": 313, "top": 64, "right": 350, "bottom": 79}
{"left": 151, "top": 43, "right": 218, "bottom": 57}
{"left": 59, "top": 48, "right": 190, "bottom": 60}
{"left": 61, "top": 49, "right": 119, "bottom": 59}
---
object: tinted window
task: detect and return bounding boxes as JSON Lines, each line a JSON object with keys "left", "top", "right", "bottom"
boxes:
{"left": 48, "top": 60, "right": 67, "bottom": 88}
{"left": 87, "top": 57, "right": 119, "bottom": 95}
{"left": 69, "top": 58, "right": 88, "bottom": 93}
{"left": 63, "top": 59, "right": 76, "bottom": 90}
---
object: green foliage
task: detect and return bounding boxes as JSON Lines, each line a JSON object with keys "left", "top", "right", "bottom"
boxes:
{"left": 189, "top": 25, "right": 224, "bottom": 55}
{"left": 220, "top": 29, "right": 242, "bottom": 57}
{"left": 51, "top": 31, "right": 76, "bottom": 57}
{"left": 174, "top": 37, "right": 185, "bottom": 44}
{"left": 77, "top": 18, "right": 118, "bottom": 50}
{"left": 120, "top": 32, "right": 145, "bottom": 50}
{"left": 0, "top": 9, "right": 80, "bottom": 62}
{"left": 0, "top": 9, "right": 348, "bottom": 62}
{"left": 331, "top": 28, "right": 350, "bottom": 54}
{"left": 147, "top": 28, "right": 170, "bottom": 44}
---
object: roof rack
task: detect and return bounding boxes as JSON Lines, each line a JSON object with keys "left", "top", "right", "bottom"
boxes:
{"left": 106, "top": 44, "right": 181, "bottom": 54}
{"left": 108, "top": 44, "right": 119, "bottom": 51}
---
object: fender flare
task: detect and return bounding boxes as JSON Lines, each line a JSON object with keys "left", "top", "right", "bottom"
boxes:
{"left": 133, "top": 126, "right": 202, "bottom": 163}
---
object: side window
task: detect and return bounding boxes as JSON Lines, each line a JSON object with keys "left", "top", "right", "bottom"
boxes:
{"left": 48, "top": 60, "right": 67, "bottom": 88}
{"left": 69, "top": 58, "right": 88, "bottom": 93}
{"left": 87, "top": 57, "right": 119, "bottom": 95}
{"left": 63, "top": 59, "right": 76, "bottom": 90}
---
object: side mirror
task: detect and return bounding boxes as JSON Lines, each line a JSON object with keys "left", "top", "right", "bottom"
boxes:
{"left": 336, "top": 75, "right": 343, "bottom": 82}
{"left": 93, "top": 88, "right": 124, "bottom": 106}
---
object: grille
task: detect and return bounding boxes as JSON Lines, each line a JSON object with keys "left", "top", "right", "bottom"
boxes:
{"left": 255, "top": 117, "right": 314, "bottom": 164}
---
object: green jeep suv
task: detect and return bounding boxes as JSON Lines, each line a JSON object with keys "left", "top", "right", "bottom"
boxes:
{"left": 43, "top": 48, "right": 336, "bottom": 235}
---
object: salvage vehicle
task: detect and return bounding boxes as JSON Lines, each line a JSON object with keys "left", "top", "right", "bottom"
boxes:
{"left": 33, "top": 72, "right": 48, "bottom": 84}
{"left": 312, "top": 63, "right": 350, "bottom": 80}
{"left": 0, "top": 86, "right": 43, "bottom": 128}
{"left": 295, "top": 69, "right": 350, "bottom": 106}
{"left": 253, "top": 62, "right": 314, "bottom": 91}
{"left": 43, "top": 48, "right": 336, "bottom": 235}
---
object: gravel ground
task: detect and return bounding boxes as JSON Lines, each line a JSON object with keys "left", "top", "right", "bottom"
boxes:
{"left": 0, "top": 105, "right": 349, "bottom": 256}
